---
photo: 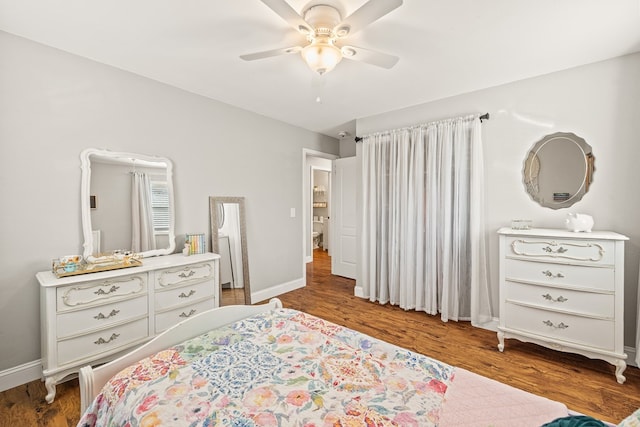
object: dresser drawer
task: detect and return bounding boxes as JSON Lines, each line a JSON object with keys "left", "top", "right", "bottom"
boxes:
{"left": 504, "top": 282, "right": 614, "bottom": 318}
{"left": 155, "top": 262, "right": 214, "bottom": 289}
{"left": 155, "top": 298, "right": 215, "bottom": 333}
{"left": 503, "top": 303, "right": 615, "bottom": 350}
{"left": 56, "top": 274, "right": 147, "bottom": 312}
{"left": 505, "top": 236, "right": 615, "bottom": 265}
{"left": 37, "top": 253, "right": 221, "bottom": 403}
{"left": 155, "top": 279, "right": 215, "bottom": 312}
{"left": 57, "top": 317, "right": 149, "bottom": 365}
{"left": 505, "top": 259, "right": 614, "bottom": 291}
{"left": 57, "top": 295, "right": 148, "bottom": 339}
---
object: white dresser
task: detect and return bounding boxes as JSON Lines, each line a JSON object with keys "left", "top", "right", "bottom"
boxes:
{"left": 36, "top": 252, "right": 220, "bottom": 403}
{"left": 497, "top": 227, "right": 628, "bottom": 383}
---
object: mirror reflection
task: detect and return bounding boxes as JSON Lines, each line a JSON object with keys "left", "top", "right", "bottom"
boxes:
{"left": 209, "top": 196, "right": 251, "bottom": 305}
{"left": 523, "top": 132, "right": 594, "bottom": 209}
{"left": 80, "top": 148, "right": 176, "bottom": 259}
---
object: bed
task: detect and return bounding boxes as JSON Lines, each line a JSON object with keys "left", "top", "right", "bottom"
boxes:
{"left": 77, "top": 299, "right": 638, "bottom": 426}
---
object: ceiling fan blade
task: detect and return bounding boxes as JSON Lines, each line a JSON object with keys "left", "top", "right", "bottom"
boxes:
{"left": 340, "top": 45, "right": 399, "bottom": 69}
{"left": 240, "top": 46, "right": 302, "bottom": 61}
{"left": 259, "top": 0, "right": 312, "bottom": 34}
{"left": 335, "top": 0, "right": 402, "bottom": 37}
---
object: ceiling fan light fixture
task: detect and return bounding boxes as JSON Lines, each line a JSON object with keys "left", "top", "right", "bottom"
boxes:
{"left": 341, "top": 46, "right": 357, "bottom": 57}
{"left": 301, "top": 38, "right": 342, "bottom": 75}
{"left": 335, "top": 25, "right": 350, "bottom": 37}
{"left": 245, "top": 0, "right": 403, "bottom": 74}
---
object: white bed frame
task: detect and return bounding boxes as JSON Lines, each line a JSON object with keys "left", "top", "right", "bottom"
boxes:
{"left": 78, "top": 298, "right": 283, "bottom": 413}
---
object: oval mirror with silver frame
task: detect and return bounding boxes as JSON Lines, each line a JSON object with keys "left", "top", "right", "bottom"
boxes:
{"left": 80, "top": 148, "right": 176, "bottom": 259}
{"left": 209, "top": 196, "right": 251, "bottom": 305}
{"left": 523, "top": 132, "right": 594, "bottom": 209}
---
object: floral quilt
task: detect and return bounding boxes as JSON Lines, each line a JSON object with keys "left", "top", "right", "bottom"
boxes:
{"left": 78, "top": 308, "right": 455, "bottom": 427}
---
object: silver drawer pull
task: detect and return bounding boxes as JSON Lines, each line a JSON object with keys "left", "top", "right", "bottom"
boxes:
{"left": 179, "top": 309, "right": 197, "bottom": 318}
{"left": 542, "top": 320, "right": 569, "bottom": 329}
{"left": 178, "top": 290, "right": 196, "bottom": 298}
{"left": 178, "top": 270, "right": 196, "bottom": 279}
{"left": 94, "top": 285, "right": 120, "bottom": 296}
{"left": 94, "top": 285, "right": 120, "bottom": 295}
{"left": 542, "top": 246, "right": 567, "bottom": 254}
{"left": 542, "top": 294, "right": 568, "bottom": 303}
{"left": 94, "top": 333, "right": 120, "bottom": 345}
{"left": 542, "top": 270, "right": 564, "bottom": 279}
{"left": 94, "top": 309, "right": 120, "bottom": 320}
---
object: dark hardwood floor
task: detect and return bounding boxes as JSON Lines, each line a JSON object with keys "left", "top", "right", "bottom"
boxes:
{"left": 282, "top": 250, "right": 640, "bottom": 425}
{"left": 221, "top": 287, "right": 247, "bottom": 306}
{"left": 1, "top": 248, "right": 638, "bottom": 426}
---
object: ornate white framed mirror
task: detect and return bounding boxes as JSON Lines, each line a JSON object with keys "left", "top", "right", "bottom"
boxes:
{"left": 209, "top": 196, "right": 251, "bottom": 305}
{"left": 80, "top": 148, "right": 176, "bottom": 259}
{"left": 523, "top": 132, "right": 594, "bottom": 209}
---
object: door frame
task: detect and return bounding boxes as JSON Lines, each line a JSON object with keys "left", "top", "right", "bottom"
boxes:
{"left": 302, "top": 149, "right": 339, "bottom": 279}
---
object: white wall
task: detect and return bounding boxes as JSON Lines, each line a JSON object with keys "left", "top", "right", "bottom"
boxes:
{"left": 356, "top": 52, "right": 640, "bottom": 350}
{"left": 339, "top": 138, "right": 357, "bottom": 157}
{"left": 0, "top": 31, "right": 338, "bottom": 373}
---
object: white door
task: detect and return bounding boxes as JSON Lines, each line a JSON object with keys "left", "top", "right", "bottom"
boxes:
{"left": 332, "top": 157, "right": 357, "bottom": 279}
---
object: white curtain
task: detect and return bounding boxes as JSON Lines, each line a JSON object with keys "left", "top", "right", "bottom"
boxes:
{"left": 131, "top": 172, "right": 156, "bottom": 252}
{"left": 360, "top": 114, "right": 492, "bottom": 326}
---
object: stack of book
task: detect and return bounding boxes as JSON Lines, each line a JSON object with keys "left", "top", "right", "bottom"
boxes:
{"left": 553, "top": 192, "right": 570, "bottom": 202}
{"left": 185, "top": 233, "right": 206, "bottom": 255}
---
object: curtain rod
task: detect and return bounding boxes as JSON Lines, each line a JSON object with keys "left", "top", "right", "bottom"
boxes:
{"left": 354, "top": 112, "right": 490, "bottom": 142}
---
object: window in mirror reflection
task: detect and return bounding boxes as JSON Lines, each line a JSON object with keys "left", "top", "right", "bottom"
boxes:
{"left": 90, "top": 159, "right": 170, "bottom": 253}
{"left": 81, "top": 148, "right": 175, "bottom": 259}
{"left": 151, "top": 181, "right": 170, "bottom": 234}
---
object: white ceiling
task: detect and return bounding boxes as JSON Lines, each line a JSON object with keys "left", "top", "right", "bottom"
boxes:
{"left": 1, "top": 0, "right": 639, "bottom": 139}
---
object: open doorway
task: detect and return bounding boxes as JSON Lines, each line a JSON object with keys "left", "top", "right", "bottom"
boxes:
{"left": 302, "top": 150, "right": 338, "bottom": 273}
{"left": 312, "top": 169, "right": 330, "bottom": 257}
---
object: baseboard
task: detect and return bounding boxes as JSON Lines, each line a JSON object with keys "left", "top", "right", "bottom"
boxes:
{"left": 354, "top": 285, "right": 364, "bottom": 298}
{"left": 305, "top": 255, "right": 312, "bottom": 263}
{"left": 626, "top": 346, "right": 637, "bottom": 368}
{"left": 0, "top": 359, "right": 42, "bottom": 392}
{"left": 251, "top": 277, "right": 306, "bottom": 304}
{"left": 476, "top": 317, "right": 499, "bottom": 332}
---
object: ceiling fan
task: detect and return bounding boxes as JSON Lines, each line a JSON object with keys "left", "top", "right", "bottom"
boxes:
{"left": 241, "top": 0, "right": 403, "bottom": 75}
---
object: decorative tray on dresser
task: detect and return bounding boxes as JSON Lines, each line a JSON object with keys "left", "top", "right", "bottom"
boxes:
{"left": 497, "top": 227, "right": 628, "bottom": 383}
{"left": 36, "top": 252, "right": 220, "bottom": 403}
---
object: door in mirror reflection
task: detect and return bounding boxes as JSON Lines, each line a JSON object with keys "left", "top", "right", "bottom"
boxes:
{"left": 209, "top": 196, "right": 251, "bottom": 305}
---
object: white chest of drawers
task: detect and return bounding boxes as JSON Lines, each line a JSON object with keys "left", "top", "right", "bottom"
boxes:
{"left": 497, "top": 227, "right": 628, "bottom": 384}
{"left": 36, "top": 252, "right": 220, "bottom": 402}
